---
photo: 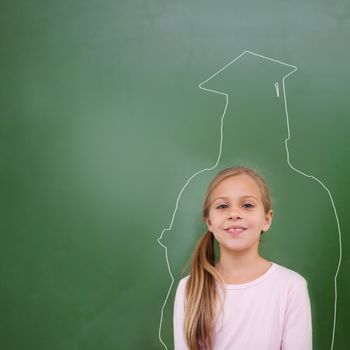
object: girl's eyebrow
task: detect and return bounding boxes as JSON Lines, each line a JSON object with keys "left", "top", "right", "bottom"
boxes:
{"left": 213, "top": 195, "right": 259, "bottom": 202}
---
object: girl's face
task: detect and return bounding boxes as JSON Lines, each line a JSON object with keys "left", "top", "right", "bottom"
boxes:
{"left": 205, "top": 174, "right": 273, "bottom": 255}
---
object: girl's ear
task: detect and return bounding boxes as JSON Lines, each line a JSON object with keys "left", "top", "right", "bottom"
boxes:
{"left": 205, "top": 217, "right": 213, "bottom": 232}
{"left": 262, "top": 209, "right": 273, "bottom": 232}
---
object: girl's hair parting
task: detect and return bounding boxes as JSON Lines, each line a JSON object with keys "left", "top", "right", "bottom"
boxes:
{"left": 184, "top": 166, "right": 272, "bottom": 350}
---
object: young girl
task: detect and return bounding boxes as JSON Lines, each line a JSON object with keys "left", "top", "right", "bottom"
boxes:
{"left": 173, "top": 166, "right": 312, "bottom": 350}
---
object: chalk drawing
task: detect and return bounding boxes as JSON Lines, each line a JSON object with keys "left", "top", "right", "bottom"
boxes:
{"left": 157, "top": 50, "right": 342, "bottom": 350}
{"left": 275, "top": 82, "right": 280, "bottom": 97}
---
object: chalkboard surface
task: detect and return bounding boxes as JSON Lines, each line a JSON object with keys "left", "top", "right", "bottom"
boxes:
{"left": 1, "top": 1, "right": 349, "bottom": 349}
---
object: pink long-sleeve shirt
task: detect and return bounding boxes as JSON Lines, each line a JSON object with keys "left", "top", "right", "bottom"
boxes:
{"left": 173, "top": 262, "right": 312, "bottom": 350}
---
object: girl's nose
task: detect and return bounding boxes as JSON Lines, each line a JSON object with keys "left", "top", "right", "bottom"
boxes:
{"left": 228, "top": 207, "right": 242, "bottom": 220}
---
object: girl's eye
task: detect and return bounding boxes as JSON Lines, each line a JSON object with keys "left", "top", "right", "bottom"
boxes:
{"left": 216, "top": 204, "right": 228, "bottom": 209}
{"left": 242, "top": 203, "right": 254, "bottom": 209}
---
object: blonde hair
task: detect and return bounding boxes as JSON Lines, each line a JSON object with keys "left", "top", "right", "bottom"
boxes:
{"left": 184, "top": 166, "right": 272, "bottom": 349}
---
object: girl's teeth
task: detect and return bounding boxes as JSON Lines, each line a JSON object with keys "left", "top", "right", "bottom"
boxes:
{"left": 227, "top": 228, "right": 245, "bottom": 233}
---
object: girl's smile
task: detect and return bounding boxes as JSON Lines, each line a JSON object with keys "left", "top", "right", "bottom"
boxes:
{"left": 225, "top": 225, "right": 247, "bottom": 235}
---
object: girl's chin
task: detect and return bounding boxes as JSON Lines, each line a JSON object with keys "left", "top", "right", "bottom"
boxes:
{"left": 218, "top": 240, "right": 259, "bottom": 253}
{"left": 220, "top": 243, "right": 250, "bottom": 252}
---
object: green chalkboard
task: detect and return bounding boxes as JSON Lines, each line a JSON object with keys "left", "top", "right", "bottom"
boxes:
{"left": 1, "top": 1, "right": 349, "bottom": 349}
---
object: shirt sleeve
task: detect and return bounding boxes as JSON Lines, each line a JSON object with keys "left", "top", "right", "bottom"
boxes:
{"left": 173, "top": 278, "right": 190, "bottom": 350}
{"left": 281, "top": 277, "right": 313, "bottom": 350}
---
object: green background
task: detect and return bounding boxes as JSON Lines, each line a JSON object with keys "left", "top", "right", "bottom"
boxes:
{"left": 1, "top": 0, "right": 349, "bottom": 349}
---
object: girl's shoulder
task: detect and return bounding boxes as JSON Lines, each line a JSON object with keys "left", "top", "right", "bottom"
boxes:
{"left": 174, "top": 275, "right": 190, "bottom": 302}
{"left": 272, "top": 262, "right": 308, "bottom": 287}
{"left": 176, "top": 275, "right": 190, "bottom": 290}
